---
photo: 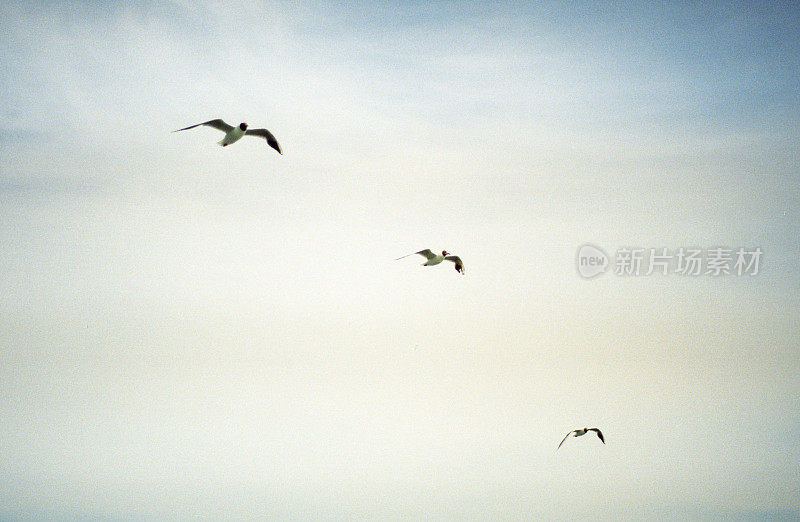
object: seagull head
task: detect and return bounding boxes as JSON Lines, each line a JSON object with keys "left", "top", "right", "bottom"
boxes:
{"left": 239, "top": 122, "right": 248, "bottom": 131}
{"left": 442, "top": 250, "right": 449, "bottom": 256}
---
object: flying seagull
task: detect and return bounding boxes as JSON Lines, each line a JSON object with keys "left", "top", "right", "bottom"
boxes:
{"left": 174, "top": 119, "right": 282, "bottom": 154}
{"left": 557, "top": 427, "right": 605, "bottom": 449}
{"left": 396, "top": 249, "right": 465, "bottom": 274}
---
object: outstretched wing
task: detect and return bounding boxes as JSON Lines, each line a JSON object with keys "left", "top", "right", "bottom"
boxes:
{"left": 557, "top": 430, "right": 576, "bottom": 450}
{"left": 445, "top": 255, "right": 465, "bottom": 274}
{"left": 173, "top": 119, "right": 233, "bottom": 133}
{"left": 396, "top": 249, "right": 436, "bottom": 261}
{"left": 588, "top": 428, "right": 605, "bottom": 444}
{"left": 245, "top": 128, "right": 282, "bottom": 154}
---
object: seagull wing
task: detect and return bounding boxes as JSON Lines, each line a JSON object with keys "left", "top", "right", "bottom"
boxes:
{"left": 174, "top": 119, "right": 233, "bottom": 133}
{"left": 557, "top": 430, "right": 576, "bottom": 450}
{"left": 588, "top": 428, "right": 605, "bottom": 444}
{"left": 444, "top": 255, "right": 465, "bottom": 274}
{"left": 395, "top": 249, "right": 436, "bottom": 261}
{"left": 245, "top": 128, "right": 282, "bottom": 154}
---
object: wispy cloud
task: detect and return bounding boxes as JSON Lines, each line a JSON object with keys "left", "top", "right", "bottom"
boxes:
{"left": 0, "top": 127, "right": 41, "bottom": 143}
{"left": 0, "top": 175, "right": 103, "bottom": 195}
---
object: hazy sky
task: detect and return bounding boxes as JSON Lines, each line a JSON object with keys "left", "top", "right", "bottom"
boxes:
{"left": 1, "top": 1, "right": 799, "bottom": 519}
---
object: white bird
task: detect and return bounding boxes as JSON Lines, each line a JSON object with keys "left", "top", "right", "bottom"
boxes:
{"left": 396, "top": 249, "right": 465, "bottom": 274}
{"left": 174, "top": 119, "right": 282, "bottom": 154}
{"left": 557, "top": 427, "right": 605, "bottom": 449}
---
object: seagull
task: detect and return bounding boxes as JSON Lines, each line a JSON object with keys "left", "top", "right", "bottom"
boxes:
{"left": 395, "top": 249, "right": 465, "bottom": 274}
{"left": 174, "top": 119, "right": 282, "bottom": 154}
{"left": 558, "top": 427, "right": 605, "bottom": 449}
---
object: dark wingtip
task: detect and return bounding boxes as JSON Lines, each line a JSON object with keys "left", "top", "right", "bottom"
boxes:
{"left": 593, "top": 429, "right": 605, "bottom": 444}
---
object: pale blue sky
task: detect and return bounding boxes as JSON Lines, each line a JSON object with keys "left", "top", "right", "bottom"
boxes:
{"left": 1, "top": 1, "right": 799, "bottom": 519}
